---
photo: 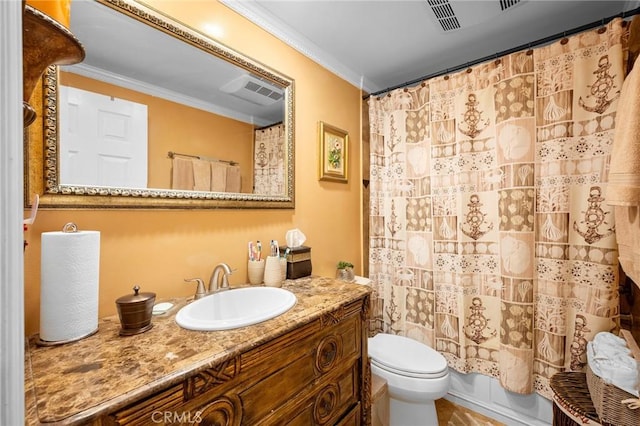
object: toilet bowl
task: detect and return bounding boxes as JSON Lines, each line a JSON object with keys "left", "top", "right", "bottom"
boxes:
{"left": 368, "top": 333, "right": 450, "bottom": 426}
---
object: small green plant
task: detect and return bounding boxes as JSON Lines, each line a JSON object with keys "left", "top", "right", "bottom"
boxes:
{"left": 337, "top": 261, "right": 354, "bottom": 269}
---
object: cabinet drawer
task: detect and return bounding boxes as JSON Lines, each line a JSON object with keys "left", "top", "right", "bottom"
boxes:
{"left": 107, "top": 383, "right": 184, "bottom": 426}
{"left": 267, "top": 364, "right": 359, "bottom": 426}
{"left": 336, "top": 403, "right": 361, "bottom": 426}
{"left": 240, "top": 307, "right": 361, "bottom": 381}
{"left": 239, "top": 315, "right": 360, "bottom": 424}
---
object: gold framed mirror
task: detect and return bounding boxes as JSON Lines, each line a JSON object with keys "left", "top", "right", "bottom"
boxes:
{"left": 25, "top": 0, "right": 294, "bottom": 209}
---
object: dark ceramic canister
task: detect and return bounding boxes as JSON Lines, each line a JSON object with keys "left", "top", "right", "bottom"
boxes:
{"left": 116, "top": 285, "right": 156, "bottom": 336}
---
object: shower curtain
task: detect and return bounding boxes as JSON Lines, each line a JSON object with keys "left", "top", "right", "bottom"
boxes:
{"left": 368, "top": 18, "right": 630, "bottom": 398}
{"left": 254, "top": 123, "right": 285, "bottom": 195}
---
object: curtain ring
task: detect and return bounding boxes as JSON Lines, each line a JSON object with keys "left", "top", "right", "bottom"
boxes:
{"left": 466, "top": 67, "right": 472, "bottom": 73}
{"left": 598, "top": 19, "right": 607, "bottom": 33}
{"left": 444, "top": 75, "right": 449, "bottom": 80}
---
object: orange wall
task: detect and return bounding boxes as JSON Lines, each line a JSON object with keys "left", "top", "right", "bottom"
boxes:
{"left": 23, "top": 0, "right": 363, "bottom": 336}
{"left": 60, "top": 72, "right": 255, "bottom": 192}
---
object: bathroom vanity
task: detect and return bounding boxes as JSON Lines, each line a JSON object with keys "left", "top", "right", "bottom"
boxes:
{"left": 25, "top": 277, "right": 372, "bottom": 425}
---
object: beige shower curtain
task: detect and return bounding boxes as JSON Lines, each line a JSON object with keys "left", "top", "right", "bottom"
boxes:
{"left": 254, "top": 123, "right": 286, "bottom": 195}
{"left": 368, "top": 18, "right": 630, "bottom": 398}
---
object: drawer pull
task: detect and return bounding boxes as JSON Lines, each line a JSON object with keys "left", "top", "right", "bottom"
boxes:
{"left": 198, "top": 395, "right": 241, "bottom": 426}
{"left": 316, "top": 335, "right": 342, "bottom": 373}
{"left": 313, "top": 383, "right": 339, "bottom": 424}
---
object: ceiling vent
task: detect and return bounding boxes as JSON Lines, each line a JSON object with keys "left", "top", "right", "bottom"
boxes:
{"left": 427, "top": 0, "right": 461, "bottom": 32}
{"left": 499, "top": 0, "right": 521, "bottom": 11}
{"left": 220, "top": 74, "right": 284, "bottom": 106}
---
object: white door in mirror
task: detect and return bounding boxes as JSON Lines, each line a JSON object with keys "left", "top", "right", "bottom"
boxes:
{"left": 175, "top": 287, "right": 296, "bottom": 331}
{"left": 59, "top": 86, "right": 148, "bottom": 188}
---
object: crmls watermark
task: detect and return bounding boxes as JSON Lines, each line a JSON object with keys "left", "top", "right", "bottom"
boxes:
{"left": 151, "top": 410, "right": 203, "bottom": 424}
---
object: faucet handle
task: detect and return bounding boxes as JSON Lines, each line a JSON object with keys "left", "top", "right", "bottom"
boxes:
{"left": 184, "top": 277, "right": 206, "bottom": 299}
{"left": 222, "top": 266, "right": 235, "bottom": 289}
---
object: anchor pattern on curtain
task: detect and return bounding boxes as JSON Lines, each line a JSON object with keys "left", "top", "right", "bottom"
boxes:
{"left": 368, "top": 19, "right": 629, "bottom": 398}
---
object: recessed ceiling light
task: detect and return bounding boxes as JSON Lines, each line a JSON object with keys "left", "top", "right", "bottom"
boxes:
{"left": 202, "top": 23, "right": 224, "bottom": 39}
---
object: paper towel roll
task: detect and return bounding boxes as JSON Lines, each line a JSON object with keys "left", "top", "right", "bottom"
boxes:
{"left": 40, "top": 229, "right": 100, "bottom": 343}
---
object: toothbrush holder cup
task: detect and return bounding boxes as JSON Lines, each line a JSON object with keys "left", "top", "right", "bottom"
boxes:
{"left": 263, "top": 256, "right": 284, "bottom": 287}
{"left": 247, "top": 259, "right": 265, "bottom": 285}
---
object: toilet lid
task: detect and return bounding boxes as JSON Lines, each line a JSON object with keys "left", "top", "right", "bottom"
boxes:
{"left": 368, "top": 334, "right": 448, "bottom": 379}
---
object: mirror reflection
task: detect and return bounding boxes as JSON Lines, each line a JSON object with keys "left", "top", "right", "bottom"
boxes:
{"left": 30, "top": 0, "right": 294, "bottom": 209}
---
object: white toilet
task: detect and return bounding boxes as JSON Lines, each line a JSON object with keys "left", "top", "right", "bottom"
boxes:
{"left": 368, "top": 333, "right": 450, "bottom": 426}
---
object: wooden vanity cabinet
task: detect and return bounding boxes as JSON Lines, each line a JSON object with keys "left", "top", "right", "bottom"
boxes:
{"left": 106, "top": 297, "right": 371, "bottom": 426}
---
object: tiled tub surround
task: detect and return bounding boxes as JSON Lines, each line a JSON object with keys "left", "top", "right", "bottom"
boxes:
{"left": 25, "top": 277, "right": 372, "bottom": 425}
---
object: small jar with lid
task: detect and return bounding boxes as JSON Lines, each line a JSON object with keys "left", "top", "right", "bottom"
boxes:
{"left": 115, "top": 285, "right": 156, "bottom": 336}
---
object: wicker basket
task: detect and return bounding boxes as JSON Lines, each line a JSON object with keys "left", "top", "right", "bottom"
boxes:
{"left": 586, "top": 364, "right": 639, "bottom": 426}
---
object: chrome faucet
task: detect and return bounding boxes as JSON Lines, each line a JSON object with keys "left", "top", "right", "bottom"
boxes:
{"left": 209, "top": 263, "right": 233, "bottom": 293}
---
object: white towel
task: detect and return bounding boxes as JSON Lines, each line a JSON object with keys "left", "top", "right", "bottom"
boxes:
{"left": 593, "top": 331, "right": 632, "bottom": 353}
{"left": 587, "top": 339, "right": 640, "bottom": 397}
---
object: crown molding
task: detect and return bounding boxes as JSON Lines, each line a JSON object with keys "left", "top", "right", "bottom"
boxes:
{"left": 220, "top": 0, "right": 372, "bottom": 92}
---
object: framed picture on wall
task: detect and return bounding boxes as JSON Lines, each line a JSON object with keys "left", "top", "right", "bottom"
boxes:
{"left": 318, "top": 121, "right": 349, "bottom": 183}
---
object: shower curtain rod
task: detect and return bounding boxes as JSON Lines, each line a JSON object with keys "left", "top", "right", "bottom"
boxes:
{"left": 256, "top": 121, "right": 283, "bottom": 131}
{"left": 367, "top": 6, "right": 640, "bottom": 98}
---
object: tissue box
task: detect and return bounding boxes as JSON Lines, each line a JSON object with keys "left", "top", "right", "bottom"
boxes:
{"left": 281, "top": 246, "right": 312, "bottom": 279}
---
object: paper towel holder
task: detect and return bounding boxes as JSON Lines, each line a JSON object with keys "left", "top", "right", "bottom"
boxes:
{"left": 36, "top": 221, "right": 100, "bottom": 346}
{"left": 62, "top": 222, "right": 77, "bottom": 233}
{"left": 36, "top": 328, "right": 99, "bottom": 347}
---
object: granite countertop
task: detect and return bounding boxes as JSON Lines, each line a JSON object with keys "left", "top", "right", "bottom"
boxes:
{"left": 25, "top": 276, "right": 371, "bottom": 425}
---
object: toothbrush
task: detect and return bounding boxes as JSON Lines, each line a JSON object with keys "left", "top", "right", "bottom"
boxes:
{"left": 248, "top": 241, "right": 254, "bottom": 261}
{"left": 256, "top": 241, "right": 262, "bottom": 261}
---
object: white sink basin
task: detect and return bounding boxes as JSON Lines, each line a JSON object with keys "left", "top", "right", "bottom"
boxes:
{"left": 175, "top": 287, "right": 296, "bottom": 331}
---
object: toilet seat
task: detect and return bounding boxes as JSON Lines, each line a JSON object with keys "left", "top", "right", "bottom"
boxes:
{"left": 369, "top": 334, "right": 448, "bottom": 379}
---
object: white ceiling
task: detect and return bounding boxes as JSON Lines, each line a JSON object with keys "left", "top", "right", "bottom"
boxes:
{"left": 222, "top": 0, "right": 640, "bottom": 95}
{"left": 64, "top": 0, "right": 287, "bottom": 127}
